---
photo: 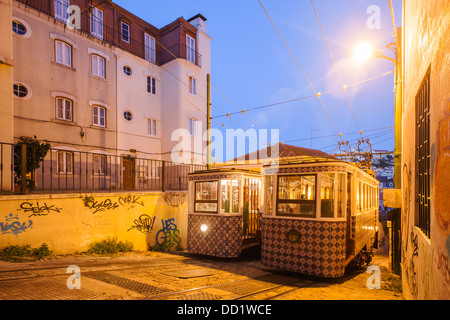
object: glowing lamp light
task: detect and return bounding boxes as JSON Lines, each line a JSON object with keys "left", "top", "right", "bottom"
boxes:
{"left": 353, "top": 42, "right": 374, "bottom": 63}
{"left": 200, "top": 224, "right": 208, "bottom": 232}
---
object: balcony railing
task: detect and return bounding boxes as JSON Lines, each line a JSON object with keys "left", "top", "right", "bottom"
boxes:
{"left": 0, "top": 142, "right": 205, "bottom": 194}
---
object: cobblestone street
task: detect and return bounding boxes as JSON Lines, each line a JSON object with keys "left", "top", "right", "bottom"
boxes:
{"left": 0, "top": 249, "right": 402, "bottom": 301}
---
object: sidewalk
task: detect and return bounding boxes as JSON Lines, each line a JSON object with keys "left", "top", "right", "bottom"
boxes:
{"left": 0, "top": 250, "right": 403, "bottom": 300}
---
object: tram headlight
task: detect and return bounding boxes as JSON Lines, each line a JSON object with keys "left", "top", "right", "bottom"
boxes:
{"left": 200, "top": 224, "right": 208, "bottom": 232}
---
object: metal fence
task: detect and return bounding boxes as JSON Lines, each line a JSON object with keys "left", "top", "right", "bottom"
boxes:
{"left": 0, "top": 142, "right": 205, "bottom": 194}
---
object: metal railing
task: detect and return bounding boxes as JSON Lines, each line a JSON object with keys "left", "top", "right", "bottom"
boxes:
{"left": 0, "top": 142, "right": 205, "bottom": 194}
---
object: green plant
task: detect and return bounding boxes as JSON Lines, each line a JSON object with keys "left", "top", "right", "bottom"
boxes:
{"left": 384, "top": 274, "right": 403, "bottom": 294}
{"left": 14, "top": 136, "right": 51, "bottom": 190}
{"left": 0, "top": 243, "right": 52, "bottom": 262}
{"left": 87, "top": 237, "right": 133, "bottom": 254}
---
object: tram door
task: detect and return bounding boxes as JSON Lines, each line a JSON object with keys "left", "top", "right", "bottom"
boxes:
{"left": 346, "top": 172, "right": 355, "bottom": 258}
{"left": 243, "top": 178, "right": 261, "bottom": 245}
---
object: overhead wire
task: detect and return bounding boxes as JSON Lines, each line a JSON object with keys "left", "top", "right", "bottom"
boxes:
{"left": 310, "top": 0, "right": 363, "bottom": 137}
{"left": 257, "top": 0, "right": 344, "bottom": 142}
{"left": 211, "top": 70, "right": 394, "bottom": 119}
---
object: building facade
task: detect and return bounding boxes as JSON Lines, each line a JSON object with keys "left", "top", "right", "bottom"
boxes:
{"left": 401, "top": 0, "right": 450, "bottom": 299}
{"left": 3, "top": 0, "right": 210, "bottom": 192}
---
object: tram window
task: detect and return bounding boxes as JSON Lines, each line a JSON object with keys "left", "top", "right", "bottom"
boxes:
{"left": 194, "top": 181, "right": 218, "bottom": 213}
{"left": 277, "top": 175, "right": 316, "bottom": 217}
{"left": 221, "top": 180, "right": 240, "bottom": 214}
{"left": 321, "top": 173, "right": 335, "bottom": 218}
{"left": 337, "top": 173, "right": 345, "bottom": 218}
{"left": 357, "top": 181, "right": 362, "bottom": 212}
{"left": 364, "top": 184, "right": 368, "bottom": 211}
{"left": 265, "top": 176, "right": 274, "bottom": 215}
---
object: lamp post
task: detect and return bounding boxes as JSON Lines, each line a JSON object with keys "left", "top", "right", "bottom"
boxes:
{"left": 353, "top": 27, "right": 402, "bottom": 275}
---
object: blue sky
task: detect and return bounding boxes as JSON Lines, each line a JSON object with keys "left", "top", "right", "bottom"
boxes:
{"left": 115, "top": 0, "right": 402, "bottom": 160}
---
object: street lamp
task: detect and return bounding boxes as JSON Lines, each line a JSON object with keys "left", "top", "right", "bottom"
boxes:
{"left": 353, "top": 37, "right": 401, "bottom": 190}
{"left": 353, "top": 30, "right": 402, "bottom": 275}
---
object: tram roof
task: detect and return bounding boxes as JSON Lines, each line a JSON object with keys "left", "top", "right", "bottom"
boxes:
{"left": 187, "top": 167, "right": 261, "bottom": 176}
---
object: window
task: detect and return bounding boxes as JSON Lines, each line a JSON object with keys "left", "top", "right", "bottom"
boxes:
{"left": 336, "top": 173, "right": 345, "bottom": 218}
{"left": 186, "top": 35, "right": 195, "bottom": 63}
{"left": 123, "top": 65, "right": 132, "bottom": 76}
{"left": 144, "top": 33, "right": 156, "bottom": 63}
{"left": 93, "top": 106, "right": 106, "bottom": 127}
{"left": 147, "top": 76, "right": 156, "bottom": 94}
{"left": 189, "top": 76, "right": 196, "bottom": 95}
{"left": 90, "top": 7, "right": 103, "bottom": 40}
{"left": 93, "top": 154, "right": 106, "bottom": 175}
{"left": 12, "top": 21, "right": 26, "bottom": 35}
{"left": 123, "top": 111, "right": 133, "bottom": 121}
{"left": 194, "top": 181, "right": 218, "bottom": 213}
{"left": 13, "top": 83, "right": 28, "bottom": 98}
{"left": 277, "top": 175, "right": 316, "bottom": 217}
{"left": 54, "top": 0, "right": 70, "bottom": 22}
{"left": 92, "top": 54, "right": 105, "bottom": 78}
{"left": 148, "top": 118, "right": 157, "bottom": 136}
{"left": 57, "top": 151, "right": 73, "bottom": 174}
{"left": 56, "top": 97, "right": 73, "bottom": 121}
{"left": 321, "top": 173, "right": 335, "bottom": 218}
{"left": 189, "top": 118, "right": 198, "bottom": 135}
{"left": 121, "top": 22, "right": 130, "bottom": 43}
{"left": 221, "top": 180, "right": 240, "bottom": 214}
{"left": 55, "top": 40, "right": 72, "bottom": 67}
{"left": 416, "top": 69, "right": 431, "bottom": 238}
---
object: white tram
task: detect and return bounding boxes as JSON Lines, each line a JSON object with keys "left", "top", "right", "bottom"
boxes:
{"left": 261, "top": 159, "right": 379, "bottom": 278}
{"left": 187, "top": 169, "right": 262, "bottom": 258}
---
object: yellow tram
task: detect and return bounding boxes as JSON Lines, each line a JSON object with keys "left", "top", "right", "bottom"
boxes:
{"left": 187, "top": 169, "right": 262, "bottom": 258}
{"left": 261, "top": 159, "right": 379, "bottom": 278}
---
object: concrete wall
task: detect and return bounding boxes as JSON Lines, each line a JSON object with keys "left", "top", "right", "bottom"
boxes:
{"left": 0, "top": 191, "right": 188, "bottom": 254}
{"left": 401, "top": 0, "right": 450, "bottom": 299}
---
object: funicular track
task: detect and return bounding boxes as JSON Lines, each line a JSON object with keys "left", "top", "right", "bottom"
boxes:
{"left": 0, "top": 254, "right": 322, "bottom": 300}
{"left": 144, "top": 273, "right": 318, "bottom": 301}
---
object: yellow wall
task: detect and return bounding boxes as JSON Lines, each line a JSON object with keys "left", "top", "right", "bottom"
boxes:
{"left": 0, "top": 191, "right": 188, "bottom": 254}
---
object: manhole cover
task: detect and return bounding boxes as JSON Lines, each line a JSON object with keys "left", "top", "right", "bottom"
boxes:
{"left": 84, "top": 272, "right": 170, "bottom": 296}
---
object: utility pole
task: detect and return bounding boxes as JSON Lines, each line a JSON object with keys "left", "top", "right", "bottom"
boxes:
{"left": 206, "top": 74, "right": 211, "bottom": 169}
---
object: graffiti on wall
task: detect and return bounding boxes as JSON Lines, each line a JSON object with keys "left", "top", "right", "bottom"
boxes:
{"left": 128, "top": 214, "right": 156, "bottom": 234}
{"left": 156, "top": 218, "right": 181, "bottom": 250}
{"left": 18, "top": 201, "right": 62, "bottom": 217}
{"left": 118, "top": 195, "right": 144, "bottom": 208}
{"left": 83, "top": 195, "right": 144, "bottom": 214}
{"left": 0, "top": 213, "right": 33, "bottom": 237}
{"left": 163, "top": 193, "right": 186, "bottom": 208}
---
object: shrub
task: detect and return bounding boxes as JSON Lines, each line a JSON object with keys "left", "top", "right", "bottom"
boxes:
{"left": 87, "top": 237, "right": 133, "bottom": 254}
{"left": 0, "top": 243, "right": 52, "bottom": 262}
